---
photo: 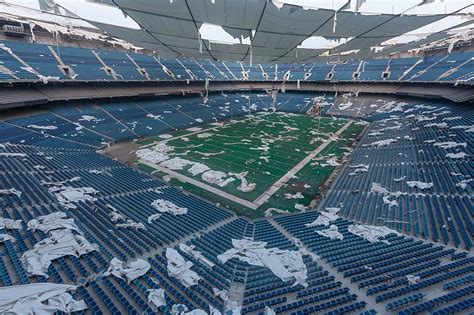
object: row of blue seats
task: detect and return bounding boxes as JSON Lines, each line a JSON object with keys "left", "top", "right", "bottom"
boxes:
{"left": 1, "top": 39, "right": 473, "bottom": 83}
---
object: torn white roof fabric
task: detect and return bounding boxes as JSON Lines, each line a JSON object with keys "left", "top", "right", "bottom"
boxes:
{"left": 305, "top": 208, "right": 340, "bottom": 227}
{"left": 0, "top": 217, "right": 23, "bottom": 230}
{"left": 316, "top": 225, "right": 344, "bottom": 240}
{"left": 147, "top": 289, "right": 166, "bottom": 309}
{"left": 348, "top": 224, "right": 400, "bottom": 244}
{"left": 166, "top": 248, "right": 201, "bottom": 288}
{"left": 116, "top": 219, "right": 146, "bottom": 230}
{"left": 0, "top": 152, "right": 27, "bottom": 158}
{"left": 224, "top": 300, "right": 242, "bottom": 315}
{"left": 212, "top": 288, "right": 229, "bottom": 301}
{"left": 406, "top": 275, "right": 421, "bottom": 285}
{"left": 109, "top": 211, "right": 125, "bottom": 223}
{"left": 104, "top": 257, "right": 151, "bottom": 283}
{"left": 42, "top": 178, "right": 99, "bottom": 209}
{"left": 171, "top": 304, "right": 208, "bottom": 315}
{"left": 0, "top": 283, "right": 88, "bottom": 314}
{"left": 21, "top": 229, "right": 97, "bottom": 277}
{"left": 0, "top": 188, "right": 22, "bottom": 197}
{"left": 28, "top": 212, "right": 79, "bottom": 234}
{"left": 446, "top": 152, "right": 469, "bottom": 159}
{"left": 209, "top": 305, "right": 223, "bottom": 315}
{"left": 407, "top": 181, "right": 433, "bottom": 190}
{"left": 348, "top": 164, "right": 369, "bottom": 176}
{"left": 151, "top": 199, "right": 188, "bottom": 216}
{"left": 179, "top": 243, "right": 215, "bottom": 268}
{"left": 218, "top": 238, "right": 308, "bottom": 287}
{"left": 265, "top": 306, "right": 276, "bottom": 315}
{"left": 370, "top": 182, "right": 389, "bottom": 194}
{"left": 0, "top": 234, "right": 16, "bottom": 243}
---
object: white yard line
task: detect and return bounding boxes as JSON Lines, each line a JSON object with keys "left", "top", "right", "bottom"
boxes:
{"left": 141, "top": 161, "right": 260, "bottom": 209}
{"left": 142, "top": 112, "right": 271, "bottom": 149}
{"left": 253, "top": 120, "right": 353, "bottom": 206}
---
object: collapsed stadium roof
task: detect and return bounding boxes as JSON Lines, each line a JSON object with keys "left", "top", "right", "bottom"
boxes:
{"left": 75, "top": 0, "right": 473, "bottom": 63}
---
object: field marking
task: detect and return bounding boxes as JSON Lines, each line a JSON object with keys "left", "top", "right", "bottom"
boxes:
{"left": 140, "top": 115, "right": 352, "bottom": 211}
{"left": 141, "top": 161, "right": 260, "bottom": 209}
{"left": 142, "top": 112, "right": 271, "bottom": 149}
{"left": 253, "top": 119, "right": 354, "bottom": 206}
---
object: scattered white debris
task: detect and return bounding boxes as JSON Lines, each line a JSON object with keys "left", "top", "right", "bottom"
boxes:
{"left": 166, "top": 248, "right": 201, "bottom": 288}
{"left": 27, "top": 125, "right": 58, "bottom": 130}
{"left": 305, "top": 208, "right": 340, "bottom": 227}
{"left": 264, "top": 306, "right": 276, "bottom": 315}
{"left": 188, "top": 163, "right": 210, "bottom": 176}
{"left": 348, "top": 164, "right": 369, "bottom": 176}
{"left": 370, "top": 183, "right": 389, "bottom": 194}
{"left": 316, "top": 225, "right": 343, "bottom": 240}
{"left": 406, "top": 275, "right": 421, "bottom": 285}
{"left": 456, "top": 179, "right": 473, "bottom": 190}
{"left": 21, "top": 229, "right": 97, "bottom": 277}
{"left": 0, "top": 188, "right": 22, "bottom": 197}
{"left": 433, "top": 142, "right": 467, "bottom": 149}
{"left": 407, "top": 181, "right": 433, "bottom": 190}
{"left": 451, "top": 125, "right": 474, "bottom": 133}
{"left": 224, "top": 301, "right": 242, "bottom": 315}
{"left": 443, "top": 116, "right": 462, "bottom": 121}
{"left": 79, "top": 115, "right": 103, "bottom": 122}
{"left": 116, "top": 219, "right": 146, "bottom": 230}
{"left": 0, "top": 234, "right": 15, "bottom": 243}
{"left": 0, "top": 218, "right": 22, "bottom": 230}
{"left": 108, "top": 205, "right": 125, "bottom": 223}
{"left": 48, "top": 186, "right": 99, "bottom": 210}
{"left": 150, "top": 199, "right": 188, "bottom": 218}
{"left": 348, "top": 224, "right": 400, "bottom": 244}
{"left": 160, "top": 157, "right": 193, "bottom": 170}
{"left": 104, "top": 257, "right": 150, "bottom": 283}
{"left": 0, "top": 152, "right": 27, "bottom": 158}
{"left": 231, "top": 172, "right": 256, "bottom": 192}
{"left": 446, "top": 152, "right": 469, "bottom": 159}
{"left": 158, "top": 134, "right": 173, "bottom": 139}
{"left": 284, "top": 192, "right": 304, "bottom": 199}
{"left": 146, "top": 113, "right": 163, "bottom": 120}
{"left": 186, "top": 127, "right": 202, "bottom": 132}
{"left": 0, "top": 283, "right": 88, "bottom": 314}
{"left": 383, "top": 194, "right": 400, "bottom": 208}
{"left": 136, "top": 148, "right": 170, "bottom": 163}
{"left": 295, "top": 204, "right": 308, "bottom": 212}
{"left": 367, "top": 139, "right": 397, "bottom": 148}
{"left": 148, "top": 289, "right": 166, "bottom": 309}
{"left": 326, "top": 157, "right": 340, "bottom": 166}
{"left": 218, "top": 238, "right": 308, "bottom": 287}
{"left": 179, "top": 243, "right": 215, "bottom": 268}
{"left": 264, "top": 208, "right": 290, "bottom": 217}
{"left": 197, "top": 132, "right": 214, "bottom": 138}
{"left": 425, "top": 122, "right": 449, "bottom": 128}
{"left": 195, "top": 118, "right": 203, "bottom": 123}
{"left": 27, "top": 212, "right": 79, "bottom": 234}
{"left": 88, "top": 169, "right": 104, "bottom": 174}
{"left": 202, "top": 170, "right": 232, "bottom": 186}
{"left": 212, "top": 288, "right": 229, "bottom": 301}
{"left": 393, "top": 176, "right": 406, "bottom": 182}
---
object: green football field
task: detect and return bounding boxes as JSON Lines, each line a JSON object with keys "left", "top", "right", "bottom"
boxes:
{"left": 135, "top": 112, "right": 364, "bottom": 218}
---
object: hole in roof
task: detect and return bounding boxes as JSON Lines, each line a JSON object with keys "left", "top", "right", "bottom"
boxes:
{"left": 199, "top": 23, "right": 252, "bottom": 45}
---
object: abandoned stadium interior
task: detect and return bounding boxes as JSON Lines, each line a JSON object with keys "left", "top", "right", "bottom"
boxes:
{"left": 0, "top": 1, "right": 473, "bottom": 314}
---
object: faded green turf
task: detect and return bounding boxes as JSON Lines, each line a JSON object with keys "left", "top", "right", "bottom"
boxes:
{"left": 137, "top": 112, "right": 364, "bottom": 218}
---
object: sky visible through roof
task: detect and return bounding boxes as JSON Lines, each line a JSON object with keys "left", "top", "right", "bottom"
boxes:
{"left": 5, "top": 0, "right": 473, "bottom": 50}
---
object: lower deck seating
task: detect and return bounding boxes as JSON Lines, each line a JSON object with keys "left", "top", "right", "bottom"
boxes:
{"left": 0, "top": 95, "right": 472, "bottom": 314}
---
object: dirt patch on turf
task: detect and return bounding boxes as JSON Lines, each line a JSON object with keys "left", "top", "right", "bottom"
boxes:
{"left": 104, "top": 141, "right": 141, "bottom": 164}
